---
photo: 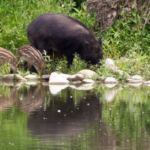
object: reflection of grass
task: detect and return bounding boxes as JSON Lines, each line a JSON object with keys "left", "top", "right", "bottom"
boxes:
{"left": 0, "top": 84, "right": 11, "bottom": 98}
{"left": 99, "top": 85, "right": 150, "bottom": 147}
{"left": 0, "top": 105, "right": 38, "bottom": 150}
{"left": 45, "top": 87, "right": 89, "bottom": 106}
{"left": 2, "top": 81, "right": 150, "bottom": 149}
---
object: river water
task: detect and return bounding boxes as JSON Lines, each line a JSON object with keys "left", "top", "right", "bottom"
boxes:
{"left": 0, "top": 82, "right": 150, "bottom": 150}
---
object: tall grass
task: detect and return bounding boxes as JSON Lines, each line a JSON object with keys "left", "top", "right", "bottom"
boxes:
{"left": 0, "top": 0, "right": 95, "bottom": 55}
{"left": 0, "top": 0, "right": 65, "bottom": 54}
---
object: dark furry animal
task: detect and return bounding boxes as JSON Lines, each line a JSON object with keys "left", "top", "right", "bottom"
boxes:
{"left": 27, "top": 13, "right": 103, "bottom": 66}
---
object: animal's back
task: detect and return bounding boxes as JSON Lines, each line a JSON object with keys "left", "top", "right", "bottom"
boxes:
{"left": 17, "top": 45, "right": 46, "bottom": 73}
{"left": 28, "top": 13, "right": 91, "bottom": 39}
{"left": 17, "top": 45, "right": 43, "bottom": 63}
{"left": 0, "top": 47, "right": 18, "bottom": 70}
{"left": 0, "top": 47, "right": 17, "bottom": 62}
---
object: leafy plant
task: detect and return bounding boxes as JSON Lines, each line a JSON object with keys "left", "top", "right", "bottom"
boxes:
{"left": 102, "top": 8, "right": 150, "bottom": 58}
{"left": 16, "top": 69, "right": 30, "bottom": 77}
{"left": 0, "top": 63, "right": 11, "bottom": 77}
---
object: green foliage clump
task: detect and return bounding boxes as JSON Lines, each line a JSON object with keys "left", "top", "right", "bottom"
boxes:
{"left": 116, "top": 53, "right": 150, "bottom": 80}
{"left": 102, "top": 8, "right": 150, "bottom": 58}
{"left": 73, "top": 0, "right": 86, "bottom": 8}
{"left": 96, "top": 53, "right": 150, "bottom": 81}
{"left": 43, "top": 50, "right": 88, "bottom": 74}
{"left": 97, "top": 8, "right": 150, "bottom": 81}
{"left": 0, "top": 63, "right": 11, "bottom": 77}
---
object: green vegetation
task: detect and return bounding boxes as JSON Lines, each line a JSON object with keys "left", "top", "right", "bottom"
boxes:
{"left": 0, "top": 0, "right": 150, "bottom": 80}
{"left": 95, "top": 84, "right": 150, "bottom": 147}
{"left": 0, "top": 63, "right": 11, "bottom": 76}
{"left": 103, "top": 8, "right": 150, "bottom": 58}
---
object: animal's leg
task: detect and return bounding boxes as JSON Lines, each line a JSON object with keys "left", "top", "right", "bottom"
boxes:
{"left": 66, "top": 54, "right": 74, "bottom": 68}
{"left": 35, "top": 40, "right": 47, "bottom": 55}
{"left": 27, "top": 62, "right": 32, "bottom": 71}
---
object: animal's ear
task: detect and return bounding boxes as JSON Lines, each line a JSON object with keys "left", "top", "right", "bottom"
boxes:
{"left": 98, "top": 36, "right": 102, "bottom": 46}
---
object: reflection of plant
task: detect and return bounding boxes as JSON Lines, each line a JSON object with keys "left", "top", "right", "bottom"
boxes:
{"left": 97, "top": 85, "right": 150, "bottom": 147}
{"left": 0, "top": 85, "right": 11, "bottom": 98}
{"left": 17, "top": 69, "right": 30, "bottom": 77}
{"left": 0, "top": 63, "right": 11, "bottom": 77}
{"left": 16, "top": 83, "right": 30, "bottom": 91}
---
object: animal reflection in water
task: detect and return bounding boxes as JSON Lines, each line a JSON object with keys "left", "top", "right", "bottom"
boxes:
{"left": 27, "top": 90, "right": 102, "bottom": 139}
{"left": 18, "top": 85, "right": 47, "bottom": 112}
{"left": 0, "top": 86, "right": 17, "bottom": 111}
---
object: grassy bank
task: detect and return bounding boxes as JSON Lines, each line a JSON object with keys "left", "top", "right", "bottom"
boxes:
{"left": 0, "top": 0, "right": 150, "bottom": 80}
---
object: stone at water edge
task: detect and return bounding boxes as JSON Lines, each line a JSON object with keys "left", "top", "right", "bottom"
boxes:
{"left": 1, "top": 74, "right": 15, "bottom": 81}
{"left": 42, "top": 82, "right": 49, "bottom": 86}
{"left": 143, "top": 81, "right": 150, "bottom": 84}
{"left": 67, "top": 74, "right": 84, "bottom": 82}
{"left": 77, "top": 69, "right": 98, "bottom": 78}
{"left": 69, "top": 81, "right": 83, "bottom": 84}
{"left": 143, "top": 81, "right": 150, "bottom": 87}
{"left": 25, "top": 81, "right": 38, "bottom": 85}
{"left": 131, "top": 75, "right": 143, "bottom": 80}
{"left": 14, "top": 74, "right": 27, "bottom": 82}
{"left": 127, "top": 83, "right": 142, "bottom": 87}
{"left": 59, "top": 73, "right": 71, "bottom": 79}
{"left": 105, "top": 89, "right": 119, "bottom": 102}
{"left": 24, "top": 74, "right": 40, "bottom": 80}
{"left": 15, "top": 82, "right": 24, "bottom": 87}
{"left": 41, "top": 75, "right": 50, "bottom": 80}
{"left": 49, "top": 85, "right": 69, "bottom": 95}
{"left": 105, "top": 58, "right": 118, "bottom": 70}
{"left": 69, "top": 83, "right": 94, "bottom": 90}
{"left": 98, "top": 76, "right": 105, "bottom": 81}
{"left": 105, "top": 83, "right": 118, "bottom": 88}
{"left": 105, "top": 77, "right": 118, "bottom": 83}
{"left": 126, "top": 78, "right": 143, "bottom": 83}
{"left": 1, "top": 81, "right": 14, "bottom": 86}
{"left": 82, "top": 79, "right": 95, "bottom": 83}
{"left": 49, "top": 72, "right": 69, "bottom": 84}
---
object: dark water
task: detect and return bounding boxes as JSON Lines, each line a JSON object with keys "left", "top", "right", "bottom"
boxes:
{"left": 0, "top": 82, "right": 150, "bottom": 150}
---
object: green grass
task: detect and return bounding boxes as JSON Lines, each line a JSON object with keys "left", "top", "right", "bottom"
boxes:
{"left": 0, "top": 0, "right": 150, "bottom": 80}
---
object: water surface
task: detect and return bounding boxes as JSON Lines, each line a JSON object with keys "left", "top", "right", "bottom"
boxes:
{"left": 0, "top": 82, "right": 150, "bottom": 150}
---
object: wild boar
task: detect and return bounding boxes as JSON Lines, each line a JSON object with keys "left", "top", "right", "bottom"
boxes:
{"left": 0, "top": 47, "right": 18, "bottom": 71}
{"left": 17, "top": 45, "right": 46, "bottom": 74}
{"left": 27, "top": 13, "right": 103, "bottom": 66}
